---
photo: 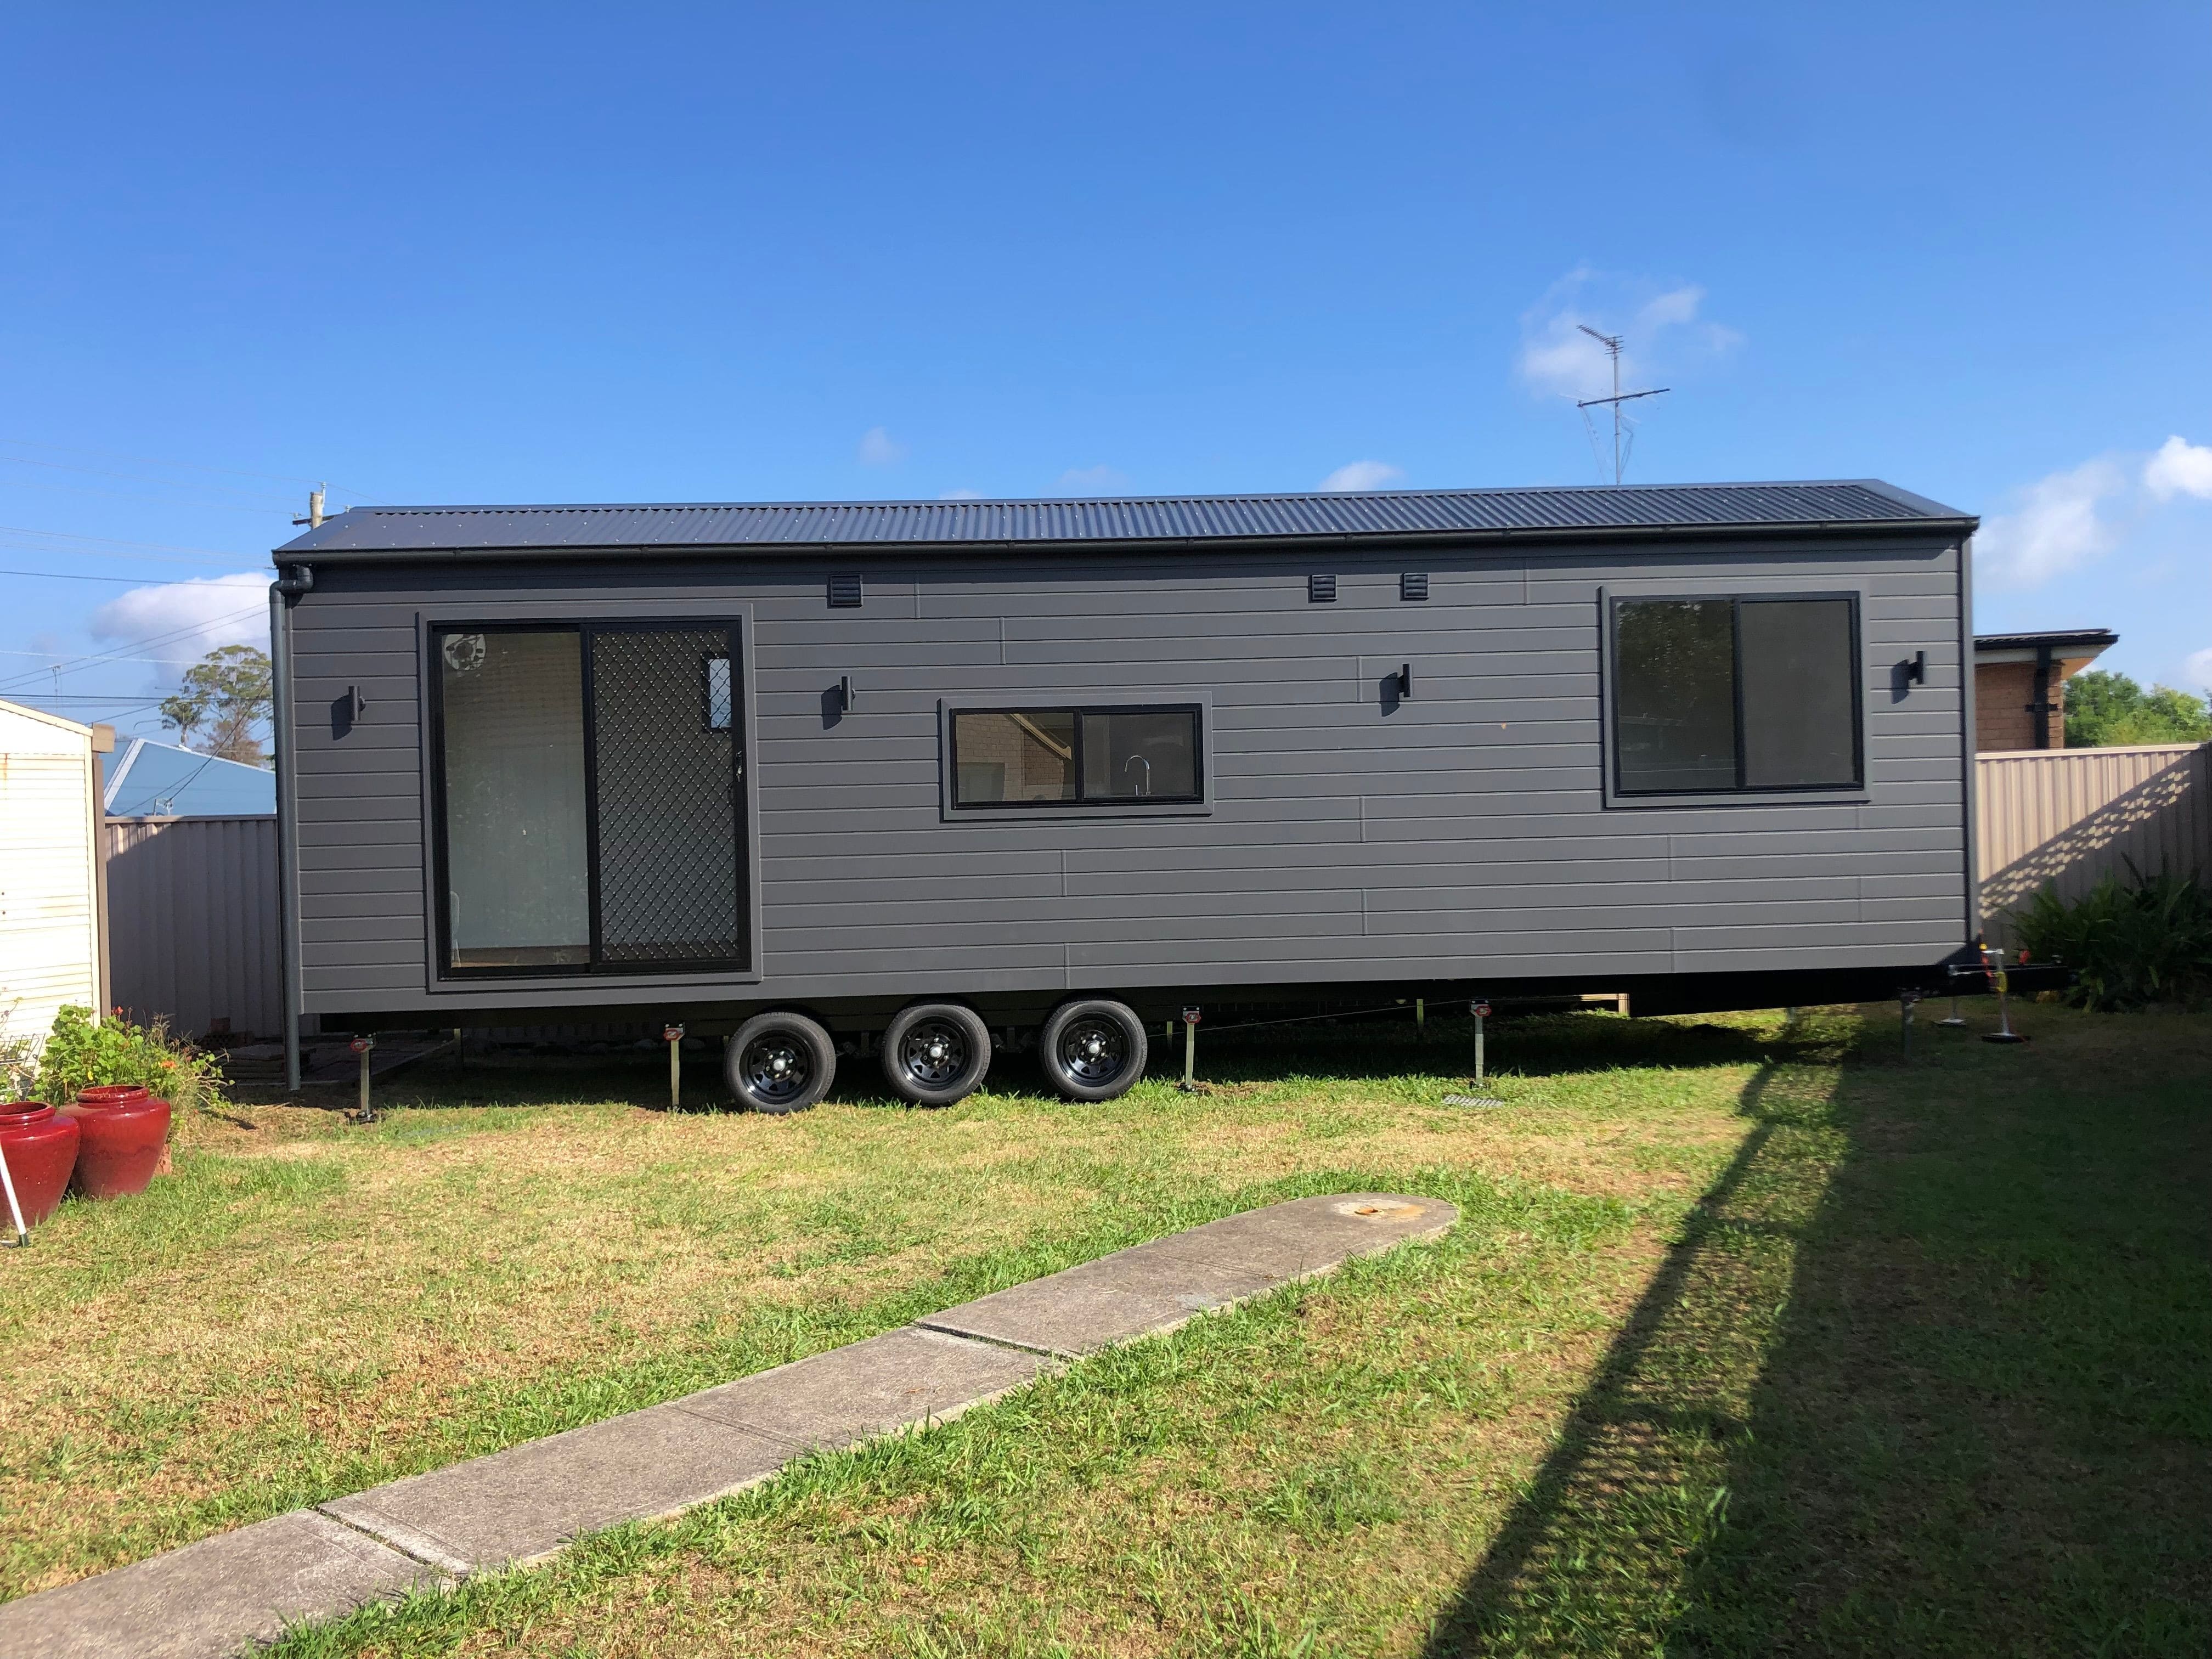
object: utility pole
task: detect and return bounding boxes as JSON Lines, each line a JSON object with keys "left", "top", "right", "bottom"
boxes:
{"left": 1575, "top": 326, "right": 1669, "bottom": 484}
{"left": 291, "top": 484, "right": 326, "bottom": 529}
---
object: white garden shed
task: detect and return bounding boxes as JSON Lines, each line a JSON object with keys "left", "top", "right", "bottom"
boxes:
{"left": 0, "top": 698, "right": 110, "bottom": 1062}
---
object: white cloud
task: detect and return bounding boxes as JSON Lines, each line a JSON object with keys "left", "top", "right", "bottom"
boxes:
{"left": 1973, "top": 459, "right": 2128, "bottom": 590}
{"left": 2143, "top": 435, "right": 2212, "bottom": 501}
{"left": 1319, "top": 460, "right": 1405, "bottom": 493}
{"left": 939, "top": 487, "right": 985, "bottom": 500}
{"left": 2184, "top": 647, "right": 2212, "bottom": 692}
{"left": 856, "top": 426, "right": 907, "bottom": 466}
{"left": 89, "top": 572, "right": 269, "bottom": 666}
{"left": 1054, "top": 465, "right": 1131, "bottom": 495}
{"left": 1516, "top": 268, "right": 1743, "bottom": 403}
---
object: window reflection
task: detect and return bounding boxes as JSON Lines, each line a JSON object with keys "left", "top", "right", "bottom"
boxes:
{"left": 952, "top": 712, "right": 1075, "bottom": 803}
{"left": 438, "top": 629, "right": 591, "bottom": 967}
{"left": 951, "top": 706, "right": 1201, "bottom": 808}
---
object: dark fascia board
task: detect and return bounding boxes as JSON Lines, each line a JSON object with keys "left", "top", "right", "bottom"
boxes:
{"left": 1972, "top": 628, "right": 2119, "bottom": 653}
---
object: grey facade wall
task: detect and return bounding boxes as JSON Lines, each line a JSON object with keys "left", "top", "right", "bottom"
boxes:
{"left": 284, "top": 532, "right": 1971, "bottom": 1016}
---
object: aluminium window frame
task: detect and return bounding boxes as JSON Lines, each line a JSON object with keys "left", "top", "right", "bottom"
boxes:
{"left": 1601, "top": 587, "right": 1869, "bottom": 809}
{"left": 936, "top": 694, "right": 1215, "bottom": 821}
{"left": 425, "top": 614, "right": 753, "bottom": 983}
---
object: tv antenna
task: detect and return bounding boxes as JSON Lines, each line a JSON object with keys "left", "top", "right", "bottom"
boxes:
{"left": 1575, "top": 324, "right": 1668, "bottom": 484}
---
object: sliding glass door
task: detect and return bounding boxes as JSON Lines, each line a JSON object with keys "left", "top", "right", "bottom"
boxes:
{"left": 433, "top": 622, "right": 747, "bottom": 977}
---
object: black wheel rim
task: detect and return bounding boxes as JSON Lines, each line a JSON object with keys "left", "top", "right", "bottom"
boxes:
{"left": 1058, "top": 1017, "right": 1127, "bottom": 1086}
{"left": 898, "top": 1018, "right": 970, "bottom": 1089}
{"left": 741, "top": 1034, "right": 811, "bottom": 1105}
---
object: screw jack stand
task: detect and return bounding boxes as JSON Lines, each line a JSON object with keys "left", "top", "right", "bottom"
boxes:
{"left": 349, "top": 1036, "right": 379, "bottom": 1121}
{"left": 1935, "top": 995, "right": 1966, "bottom": 1029}
{"left": 1982, "top": 956, "right": 2028, "bottom": 1045}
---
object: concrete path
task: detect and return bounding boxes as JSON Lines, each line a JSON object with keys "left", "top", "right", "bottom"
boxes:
{"left": 1, "top": 1192, "right": 1454, "bottom": 1658}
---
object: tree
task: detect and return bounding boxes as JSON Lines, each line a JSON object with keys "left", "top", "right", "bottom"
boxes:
{"left": 2063, "top": 669, "right": 2212, "bottom": 748}
{"left": 160, "top": 644, "right": 273, "bottom": 765}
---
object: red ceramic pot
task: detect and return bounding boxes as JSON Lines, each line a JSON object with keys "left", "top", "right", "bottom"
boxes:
{"left": 76, "top": 1084, "right": 151, "bottom": 1107}
{"left": 0, "top": 1103, "right": 81, "bottom": 1226}
{"left": 64, "top": 1091, "right": 171, "bottom": 1199}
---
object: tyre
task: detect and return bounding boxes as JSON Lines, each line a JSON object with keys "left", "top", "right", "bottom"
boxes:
{"left": 880, "top": 1002, "right": 994, "bottom": 1107}
{"left": 724, "top": 1011, "right": 836, "bottom": 1114}
{"left": 1038, "top": 998, "right": 1148, "bottom": 1102}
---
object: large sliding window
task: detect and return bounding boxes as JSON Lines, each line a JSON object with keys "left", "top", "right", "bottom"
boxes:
{"left": 1610, "top": 595, "right": 1861, "bottom": 797}
{"left": 950, "top": 705, "right": 1202, "bottom": 808}
{"left": 432, "top": 622, "right": 746, "bottom": 976}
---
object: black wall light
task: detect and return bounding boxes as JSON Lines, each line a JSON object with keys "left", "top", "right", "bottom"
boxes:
{"left": 1393, "top": 663, "right": 1414, "bottom": 698}
{"left": 837, "top": 674, "right": 855, "bottom": 712}
{"left": 1901, "top": 650, "right": 1926, "bottom": 685}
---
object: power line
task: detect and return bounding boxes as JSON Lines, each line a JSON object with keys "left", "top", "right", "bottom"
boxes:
{"left": 0, "top": 566, "right": 220, "bottom": 584}
{"left": 0, "top": 522, "right": 264, "bottom": 558}
{"left": 0, "top": 647, "right": 205, "bottom": 666}
{"left": 0, "top": 453, "right": 297, "bottom": 507}
{"left": 4, "top": 695, "right": 170, "bottom": 707}
{"left": 0, "top": 436, "right": 387, "bottom": 501}
{"left": 0, "top": 602, "right": 267, "bottom": 693}
{"left": 0, "top": 476, "right": 302, "bottom": 516}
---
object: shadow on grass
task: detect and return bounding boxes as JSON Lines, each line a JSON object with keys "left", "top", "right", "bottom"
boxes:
{"left": 354, "top": 1010, "right": 1805, "bottom": 1119}
{"left": 1419, "top": 1006, "right": 2212, "bottom": 1657}
{"left": 1177, "top": 1009, "right": 1797, "bottom": 1087}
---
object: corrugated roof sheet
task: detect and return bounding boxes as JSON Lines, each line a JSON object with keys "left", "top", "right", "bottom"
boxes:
{"left": 275, "top": 479, "right": 1971, "bottom": 560}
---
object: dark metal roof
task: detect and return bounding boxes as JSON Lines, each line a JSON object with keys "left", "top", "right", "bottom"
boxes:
{"left": 1973, "top": 628, "right": 2118, "bottom": 653}
{"left": 274, "top": 478, "right": 1972, "bottom": 562}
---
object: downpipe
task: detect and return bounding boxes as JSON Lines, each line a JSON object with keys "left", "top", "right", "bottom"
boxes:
{"left": 270, "top": 565, "right": 312, "bottom": 1091}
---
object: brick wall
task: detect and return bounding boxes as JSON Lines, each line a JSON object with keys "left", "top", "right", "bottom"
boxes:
{"left": 1976, "top": 661, "right": 2072, "bottom": 751}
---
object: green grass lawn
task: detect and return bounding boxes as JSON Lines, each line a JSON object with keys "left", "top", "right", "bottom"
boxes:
{"left": 2, "top": 1001, "right": 2205, "bottom": 1655}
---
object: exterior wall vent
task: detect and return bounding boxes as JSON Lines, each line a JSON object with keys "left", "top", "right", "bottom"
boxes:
{"left": 1308, "top": 573, "right": 1336, "bottom": 603}
{"left": 1401, "top": 572, "right": 1429, "bottom": 601}
{"left": 827, "top": 573, "right": 862, "bottom": 608}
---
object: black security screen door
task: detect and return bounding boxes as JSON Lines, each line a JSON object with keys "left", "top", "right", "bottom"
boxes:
{"left": 433, "top": 622, "right": 747, "bottom": 977}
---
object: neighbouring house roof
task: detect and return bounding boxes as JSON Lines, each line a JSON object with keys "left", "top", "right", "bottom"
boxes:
{"left": 1973, "top": 628, "right": 2119, "bottom": 654}
{"left": 102, "top": 737, "right": 274, "bottom": 817}
{"left": 274, "top": 479, "right": 1975, "bottom": 561}
{"left": 0, "top": 695, "right": 93, "bottom": 743}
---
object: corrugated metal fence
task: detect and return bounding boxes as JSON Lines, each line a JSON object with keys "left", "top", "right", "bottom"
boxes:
{"left": 104, "top": 815, "right": 284, "bottom": 1039}
{"left": 1978, "top": 743, "right": 2212, "bottom": 943}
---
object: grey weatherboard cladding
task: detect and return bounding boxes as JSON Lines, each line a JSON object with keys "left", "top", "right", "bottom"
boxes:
{"left": 273, "top": 481, "right": 1978, "bottom": 1021}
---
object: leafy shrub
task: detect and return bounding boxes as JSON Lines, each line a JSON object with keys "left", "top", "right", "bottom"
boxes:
{"left": 30, "top": 1005, "right": 226, "bottom": 1115}
{"left": 2008, "top": 864, "right": 2212, "bottom": 1011}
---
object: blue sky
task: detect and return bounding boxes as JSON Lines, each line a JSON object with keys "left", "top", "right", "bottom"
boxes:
{"left": 2, "top": 2, "right": 2206, "bottom": 738}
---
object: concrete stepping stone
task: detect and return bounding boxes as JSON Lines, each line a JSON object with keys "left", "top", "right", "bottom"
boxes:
{"left": 678, "top": 1325, "right": 1052, "bottom": 1453}
{"left": 2, "top": 1190, "right": 1455, "bottom": 1657}
{"left": 321, "top": 1401, "right": 793, "bottom": 1575}
{"left": 917, "top": 1193, "right": 1456, "bottom": 1357}
{"left": 0, "top": 1509, "right": 441, "bottom": 1659}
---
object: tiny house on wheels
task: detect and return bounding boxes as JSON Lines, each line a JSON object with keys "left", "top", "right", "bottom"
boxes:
{"left": 269, "top": 481, "right": 1983, "bottom": 1109}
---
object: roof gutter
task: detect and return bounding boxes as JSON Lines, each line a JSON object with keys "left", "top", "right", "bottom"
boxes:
{"left": 275, "top": 513, "right": 1979, "bottom": 568}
